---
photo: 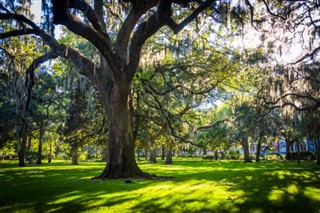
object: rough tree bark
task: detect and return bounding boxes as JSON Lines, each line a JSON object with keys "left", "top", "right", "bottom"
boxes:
{"left": 149, "top": 139, "right": 158, "bottom": 164}
{"left": 18, "top": 122, "right": 28, "bottom": 166}
{"left": 255, "top": 139, "right": 262, "bottom": 162}
{"left": 316, "top": 138, "right": 320, "bottom": 165}
{"left": 70, "top": 143, "right": 79, "bottom": 165}
{"left": 96, "top": 82, "right": 146, "bottom": 178}
{"left": 315, "top": 137, "right": 320, "bottom": 165}
{"left": 165, "top": 145, "right": 173, "bottom": 164}
{"left": 150, "top": 149, "right": 158, "bottom": 164}
{"left": 241, "top": 136, "right": 252, "bottom": 163}
{"left": 145, "top": 148, "right": 148, "bottom": 160}
{"left": 285, "top": 138, "right": 292, "bottom": 160}
{"left": 161, "top": 145, "right": 165, "bottom": 160}
{"left": 48, "top": 141, "right": 52, "bottom": 163}
{"left": 214, "top": 150, "right": 219, "bottom": 160}
{"left": 26, "top": 131, "right": 32, "bottom": 156}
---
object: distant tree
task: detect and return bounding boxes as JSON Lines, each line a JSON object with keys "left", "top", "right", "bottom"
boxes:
{"left": 232, "top": 102, "right": 259, "bottom": 163}
{"left": 0, "top": 72, "right": 16, "bottom": 149}
{"left": 60, "top": 74, "right": 105, "bottom": 165}
{"left": 258, "top": 64, "right": 320, "bottom": 112}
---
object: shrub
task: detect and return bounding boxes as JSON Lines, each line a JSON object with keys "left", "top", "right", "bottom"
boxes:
{"left": 264, "top": 153, "right": 284, "bottom": 160}
{"left": 178, "top": 153, "right": 193, "bottom": 157}
{"left": 226, "top": 150, "right": 240, "bottom": 160}
{"left": 289, "top": 151, "right": 315, "bottom": 160}
{"left": 26, "top": 151, "right": 39, "bottom": 160}
{"left": 202, "top": 155, "right": 214, "bottom": 160}
{"left": 264, "top": 154, "right": 279, "bottom": 160}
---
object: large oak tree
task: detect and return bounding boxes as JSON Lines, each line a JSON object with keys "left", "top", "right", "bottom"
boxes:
{"left": 0, "top": 0, "right": 218, "bottom": 178}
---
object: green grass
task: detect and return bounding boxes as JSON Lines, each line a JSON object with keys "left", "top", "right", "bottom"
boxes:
{"left": 1, "top": 158, "right": 320, "bottom": 213}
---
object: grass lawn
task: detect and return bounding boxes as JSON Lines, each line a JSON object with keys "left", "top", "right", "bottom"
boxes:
{"left": 0, "top": 158, "right": 320, "bottom": 213}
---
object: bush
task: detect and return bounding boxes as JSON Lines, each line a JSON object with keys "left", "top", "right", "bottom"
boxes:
{"left": 264, "top": 153, "right": 284, "bottom": 160}
{"left": 60, "top": 152, "right": 70, "bottom": 160}
{"left": 26, "top": 151, "right": 39, "bottom": 160}
{"left": 79, "top": 152, "right": 88, "bottom": 161}
{"left": 250, "top": 155, "right": 256, "bottom": 160}
{"left": 289, "top": 151, "right": 315, "bottom": 160}
{"left": 177, "top": 153, "right": 193, "bottom": 157}
{"left": 226, "top": 150, "right": 240, "bottom": 160}
{"left": 202, "top": 155, "right": 214, "bottom": 160}
{"left": 264, "top": 154, "right": 279, "bottom": 160}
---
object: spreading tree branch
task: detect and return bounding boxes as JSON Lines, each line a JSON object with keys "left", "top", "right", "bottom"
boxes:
{"left": 25, "top": 51, "right": 59, "bottom": 110}
{"left": 128, "top": 14, "right": 167, "bottom": 80}
{"left": 197, "top": 119, "right": 228, "bottom": 131}
{"left": 0, "top": 28, "right": 35, "bottom": 38}
{"left": 260, "top": 0, "right": 286, "bottom": 20}
{"left": 115, "top": 6, "right": 147, "bottom": 62}
{"left": 0, "top": 12, "right": 95, "bottom": 87}
{"left": 128, "top": 0, "right": 214, "bottom": 80}
{"left": 293, "top": 46, "right": 320, "bottom": 64}
{"left": 68, "top": 0, "right": 106, "bottom": 34}
{"left": 259, "top": 92, "right": 320, "bottom": 112}
{"left": 51, "top": 0, "right": 118, "bottom": 77}
{"left": 167, "top": 0, "right": 215, "bottom": 34}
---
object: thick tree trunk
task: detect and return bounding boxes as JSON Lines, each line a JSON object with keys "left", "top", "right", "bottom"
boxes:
{"left": 256, "top": 139, "right": 262, "bottom": 162}
{"left": 316, "top": 145, "right": 320, "bottom": 165}
{"left": 96, "top": 83, "right": 146, "bottom": 179}
{"left": 242, "top": 137, "right": 252, "bottom": 163}
{"left": 70, "top": 143, "right": 79, "bottom": 165}
{"left": 137, "top": 149, "right": 140, "bottom": 161}
{"left": 48, "top": 141, "right": 52, "bottom": 163}
{"left": 316, "top": 138, "right": 320, "bottom": 165}
{"left": 165, "top": 145, "right": 173, "bottom": 164}
{"left": 150, "top": 148, "right": 157, "bottom": 164}
{"left": 18, "top": 124, "right": 28, "bottom": 166}
{"left": 36, "top": 125, "right": 45, "bottom": 164}
{"left": 161, "top": 145, "right": 165, "bottom": 160}
{"left": 145, "top": 148, "right": 148, "bottom": 160}
{"left": 285, "top": 138, "right": 291, "bottom": 160}
{"left": 26, "top": 132, "right": 32, "bottom": 157}
{"left": 297, "top": 142, "right": 301, "bottom": 165}
{"left": 202, "top": 147, "right": 207, "bottom": 155}
{"left": 214, "top": 150, "right": 218, "bottom": 161}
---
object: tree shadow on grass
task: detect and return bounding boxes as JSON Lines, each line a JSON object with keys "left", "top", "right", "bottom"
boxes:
{"left": 127, "top": 161, "right": 320, "bottom": 212}
{"left": 0, "top": 160, "right": 320, "bottom": 212}
{"left": 0, "top": 162, "right": 154, "bottom": 212}
{"left": 230, "top": 168, "right": 320, "bottom": 212}
{"left": 171, "top": 161, "right": 320, "bottom": 213}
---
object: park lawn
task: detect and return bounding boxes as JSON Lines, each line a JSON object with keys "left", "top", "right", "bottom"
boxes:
{"left": 0, "top": 158, "right": 320, "bottom": 213}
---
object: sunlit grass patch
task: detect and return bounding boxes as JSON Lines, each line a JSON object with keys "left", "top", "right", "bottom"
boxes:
{"left": 93, "top": 179, "right": 244, "bottom": 212}
{"left": 0, "top": 158, "right": 320, "bottom": 212}
{"left": 268, "top": 189, "right": 286, "bottom": 202}
{"left": 304, "top": 187, "right": 320, "bottom": 201}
